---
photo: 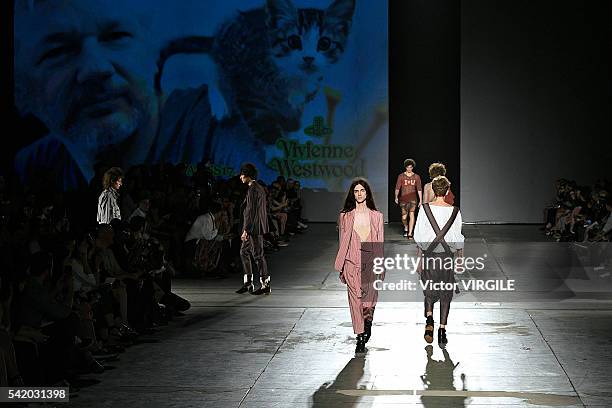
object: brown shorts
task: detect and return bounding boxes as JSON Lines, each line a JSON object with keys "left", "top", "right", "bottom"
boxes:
{"left": 399, "top": 201, "right": 417, "bottom": 211}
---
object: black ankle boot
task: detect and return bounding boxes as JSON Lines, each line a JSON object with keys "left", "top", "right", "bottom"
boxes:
{"left": 355, "top": 333, "right": 366, "bottom": 353}
{"left": 251, "top": 285, "right": 271, "bottom": 295}
{"left": 424, "top": 316, "right": 434, "bottom": 343}
{"left": 251, "top": 277, "right": 271, "bottom": 295}
{"left": 236, "top": 275, "right": 254, "bottom": 294}
{"left": 235, "top": 283, "right": 253, "bottom": 294}
{"left": 364, "top": 320, "right": 372, "bottom": 343}
{"left": 438, "top": 328, "right": 447, "bottom": 345}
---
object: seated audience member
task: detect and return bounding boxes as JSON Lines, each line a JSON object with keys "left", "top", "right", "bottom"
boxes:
{"left": 549, "top": 182, "right": 580, "bottom": 237}
{"left": 269, "top": 182, "right": 289, "bottom": 245}
{"left": 544, "top": 179, "right": 610, "bottom": 242}
{"left": 19, "top": 252, "right": 73, "bottom": 329}
{"left": 60, "top": 234, "right": 105, "bottom": 351}
{"left": 0, "top": 275, "right": 24, "bottom": 386}
{"left": 129, "top": 191, "right": 152, "bottom": 223}
{"left": 592, "top": 198, "right": 612, "bottom": 241}
{"left": 92, "top": 225, "right": 138, "bottom": 332}
{"left": 129, "top": 216, "right": 190, "bottom": 315}
{"left": 286, "top": 179, "right": 308, "bottom": 230}
{"left": 184, "top": 202, "right": 228, "bottom": 276}
{"left": 18, "top": 252, "right": 104, "bottom": 383}
{"left": 0, "top": 329, "right": 23, "bottom": 386}
{"left": 65, "top": 235, "right": 97, "bottom": 297}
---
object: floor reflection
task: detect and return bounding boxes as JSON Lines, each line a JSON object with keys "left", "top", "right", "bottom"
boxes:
{"left": 310, "top": 356, "right": 371, "bottom": 408}
{"left": 420, "top": 345, "right": 467, "bottom": 407}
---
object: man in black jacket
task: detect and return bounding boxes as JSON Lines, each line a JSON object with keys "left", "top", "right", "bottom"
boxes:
{"left": 236, "top": 163, "right": 271, "bottom": 295}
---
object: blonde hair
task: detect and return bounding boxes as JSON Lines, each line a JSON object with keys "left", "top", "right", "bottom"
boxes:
{"left": 428, "top": 162, "right": 447, "bottom": 180}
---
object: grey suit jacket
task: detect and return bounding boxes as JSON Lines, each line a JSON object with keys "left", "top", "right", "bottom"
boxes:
{"left": 242, "top": 182, "right": 269, "bottom": 236}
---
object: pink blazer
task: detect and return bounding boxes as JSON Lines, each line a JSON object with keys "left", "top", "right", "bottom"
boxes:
{"left": 334, "top": 208, "right": 384, "bottom": 272}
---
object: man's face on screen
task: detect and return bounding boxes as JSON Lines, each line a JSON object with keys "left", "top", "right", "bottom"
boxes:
{"left": 14, "top": 0, "right": 157, "bottom": 155}
{"left": 354, "top": 183, "right": 367, "bottom": 204}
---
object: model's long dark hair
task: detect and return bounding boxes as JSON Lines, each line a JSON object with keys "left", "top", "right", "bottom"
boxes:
{"left": 341, "top": 178, "right": 377, "bottom": 213}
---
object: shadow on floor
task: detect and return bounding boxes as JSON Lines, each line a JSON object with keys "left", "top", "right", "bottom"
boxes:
{"left": 420, "top": 345, "right": 467, "bottom": 408}
{"left": 310, "top": 356, "right": 370, "bottom": 408}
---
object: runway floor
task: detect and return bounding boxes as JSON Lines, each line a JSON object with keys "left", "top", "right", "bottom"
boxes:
{"left": 67, "top": 224, "right": 612, "bottom": 407}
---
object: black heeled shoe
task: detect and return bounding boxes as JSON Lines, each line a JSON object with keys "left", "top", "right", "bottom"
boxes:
{"left": 355, "top": 333, "right": 366, "bottom": 353}
{"left": 438, "top": 328, "right": 448, "bottom": 345}
{"left": 364, "top": 320, "right": 372, "bottom": 343}
{"left": 424, "top": 316, "right": 434, "bottom": 343}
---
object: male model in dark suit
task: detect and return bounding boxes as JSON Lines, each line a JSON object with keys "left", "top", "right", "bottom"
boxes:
{"left": 236, "top": 163, "right": 271, "bottom": 295}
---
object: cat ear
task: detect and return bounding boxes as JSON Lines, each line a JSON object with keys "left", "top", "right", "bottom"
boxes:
{"left": 324, "top": 0, "right": 355, "bottom": 36}
{"left": 325, "top": 0, "right": 356, "bottom": 23}
{"left": 266, "top": 0, "right": 298, "bottom": 29}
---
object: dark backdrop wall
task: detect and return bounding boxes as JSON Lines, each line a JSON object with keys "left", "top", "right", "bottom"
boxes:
{"left": 388, "top": 0, "right": 461, "bottom": 222}
{"left": 2, "top": 0, "right": 15, "bottom": 176}
{"left": 461, "top": 0, "right": 612, "bottom": 223}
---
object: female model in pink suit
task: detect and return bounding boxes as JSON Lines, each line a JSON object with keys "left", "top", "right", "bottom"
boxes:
{"left": 335, "top": 178, "right": 384, "bottom": 353}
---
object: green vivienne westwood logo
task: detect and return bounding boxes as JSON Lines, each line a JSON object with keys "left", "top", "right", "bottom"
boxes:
{"left": 304, "top": 116, "right": 332, "bottom": 138}
{"left": 273, "top": 137, "right": 354, "bottom": 161}
{"left": 266, "top": 126, "right": 365, "bottom": 179}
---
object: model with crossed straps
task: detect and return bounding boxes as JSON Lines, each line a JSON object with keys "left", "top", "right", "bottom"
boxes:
{"left": 414, "top": 176, "right": 464, "bottom": 345}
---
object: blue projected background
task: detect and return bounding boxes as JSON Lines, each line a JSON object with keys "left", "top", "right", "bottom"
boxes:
{"left": 13, "top": 0, "right": 388, "bottom": 197}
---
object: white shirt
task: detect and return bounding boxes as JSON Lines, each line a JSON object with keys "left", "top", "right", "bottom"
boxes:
{"left": 97, "top": 188, "right": 121, "bottom": 224}
{"left": 414, "top": 205, "right": 464, "bottom": 252}
{"left": 185, "top": 213, "right": 218, "bottom": 242}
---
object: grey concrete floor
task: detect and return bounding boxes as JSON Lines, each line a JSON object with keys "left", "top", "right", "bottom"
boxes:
{"left": 67, "top": 224, "right": 612, "bottom": 407}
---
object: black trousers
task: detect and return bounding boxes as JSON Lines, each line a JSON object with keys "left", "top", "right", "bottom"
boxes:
{"left": 420, "top": 254, "right": 455, "bottom": 325}
{"left": 240, "top": 235, "right": 269, "bottom": 282}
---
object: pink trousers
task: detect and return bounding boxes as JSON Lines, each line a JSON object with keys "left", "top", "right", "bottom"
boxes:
{"left": 343, "top": 260, "right": 378, "bottom": 334}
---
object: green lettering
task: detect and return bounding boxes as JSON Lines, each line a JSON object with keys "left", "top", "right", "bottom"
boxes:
{"left": 311, "top": 144, "right": 321, "bottom": 158}
{"left": 344, "top": 146, "right": 354, "bottom": 158}
{"left": 275, "top": 138, "right": 291, "bottom": 158}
